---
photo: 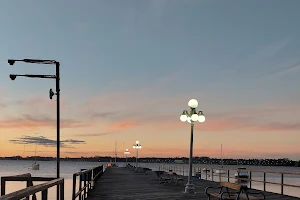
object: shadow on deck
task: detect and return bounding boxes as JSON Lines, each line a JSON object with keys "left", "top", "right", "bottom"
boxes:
{"left": 87, "top": 167, "right": 299, "bottom": 200}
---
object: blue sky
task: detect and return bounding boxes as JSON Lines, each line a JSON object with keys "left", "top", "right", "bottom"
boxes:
{"left": 0, "top": 0, "right": 300, "bottom": 159}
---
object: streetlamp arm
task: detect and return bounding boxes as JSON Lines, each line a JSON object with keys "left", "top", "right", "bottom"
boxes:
{"left": 10, "top": 74, "right": 57, "bottom": 79}
{"left": 23, "top": 59, "right": 58, "bottom": 64}
{"left": 8, "top": 59, "right": 58, "bottom": 65}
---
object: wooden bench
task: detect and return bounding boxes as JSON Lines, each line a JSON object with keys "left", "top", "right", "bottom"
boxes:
{"left": 205, "top": 182, "right": 265, "bottom": 200}
{"left": 159, "top": 172, "right": 184, "bottom": 186}
{"left": 159, "top": 172, "right": 173, "bottom": 185}
{"left": 171, "top": 172, "right": 184, "bottom": 186}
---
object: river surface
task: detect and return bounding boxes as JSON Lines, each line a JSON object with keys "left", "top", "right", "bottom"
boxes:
{"left": 0, "top": 160, "right": 299, "bottom": 199}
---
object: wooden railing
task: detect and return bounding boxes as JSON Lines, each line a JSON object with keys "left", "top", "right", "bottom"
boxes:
{"left": 0, "top": 173, "right": 64, "bottom": 200}
{"left": 72, "top": 165, "right": 103, "bottom": 200}
{"left": 158, "top": 165, "right": 185, "bottom": 176}
{"left": 159, "top": 165, "right": 300, "bottom": 195}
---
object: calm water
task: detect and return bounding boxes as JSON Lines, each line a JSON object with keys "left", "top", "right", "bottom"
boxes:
{"left": 0, "top": 160, "right": 299, "bottom": 199}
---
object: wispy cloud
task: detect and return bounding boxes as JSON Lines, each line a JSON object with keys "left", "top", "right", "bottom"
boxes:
{"left": 0, "top": 114, "right": 88, "bottom": 129}
{"left": 86, "top": 111, "right": 119, "bottom": 120}
{"left": 252, "top": 122, "right": 300, "bottom": 131}
{"left": 9, "top": 135, "right": 85, "bottom": 148}
{"left": 74, "top": 132, "right": 115, "bottom": 137}
{"left": 263, "top": 61, "right": 300, "bottom": 77}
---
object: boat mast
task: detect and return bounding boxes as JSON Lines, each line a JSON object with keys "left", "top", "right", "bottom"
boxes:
{"left": 221, "top": 143, "right": 223, "bottom": 168}
{"left": 34, "top": 145, "right": 37, "bottom": 163}
{"left": 114, "top": 140, "right": 117, "bottom": 163}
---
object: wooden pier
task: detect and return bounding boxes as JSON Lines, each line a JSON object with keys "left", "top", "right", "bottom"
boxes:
{"left": 1, "top": 166, "right": 300, "bottom": 199}
{"left": 86, "top": 167, "right": 299, "bottom": 200}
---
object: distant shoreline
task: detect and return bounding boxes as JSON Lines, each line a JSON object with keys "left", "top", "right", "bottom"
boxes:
{"left": 0, "top": 156, "right": 299, "bottom": 167}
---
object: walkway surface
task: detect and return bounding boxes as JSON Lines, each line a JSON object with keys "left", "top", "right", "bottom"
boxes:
{"left": 87, "top": 167, "right": 299, "bottom": 200}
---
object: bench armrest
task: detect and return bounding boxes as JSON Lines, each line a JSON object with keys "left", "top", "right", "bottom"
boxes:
{"left": 221, "top": 191, "right": 239, "bottom": 200}
{"left": 205, "top": 186, "right": 222, "bottom": 194}
{"left": 246, "top": 191, "right": 265, "bottom": 199}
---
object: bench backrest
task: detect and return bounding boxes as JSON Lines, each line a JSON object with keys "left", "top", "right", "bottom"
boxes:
{"left": 220, "top": 182, "right": 247, "bottom": 191}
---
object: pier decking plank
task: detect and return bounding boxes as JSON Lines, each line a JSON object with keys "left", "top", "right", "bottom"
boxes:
{"left": 87, "top": 167, "right": 299, "bottom": 200}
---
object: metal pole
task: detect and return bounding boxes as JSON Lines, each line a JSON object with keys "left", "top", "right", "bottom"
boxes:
{"left": 56, "top": 62, "right": 60, "bottom": 200}
{"left": 185, "top": 121, "right": 195, "bottom": 193}
{"left": 136, "top": 148, "right": 138, "bottom": 168}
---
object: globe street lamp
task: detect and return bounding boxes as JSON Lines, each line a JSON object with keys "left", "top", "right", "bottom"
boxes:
{"left": 133, "top": 141, "right": 142, "bottom": 168}
{"left": 180, "top": 99, "right": 205, "bottom": 194}
{"left": 124, "top": 149, "right": 130, "bottom": 166}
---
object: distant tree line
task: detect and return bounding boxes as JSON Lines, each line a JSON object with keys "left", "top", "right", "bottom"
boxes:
{"left": 0, "top": 156, "right": 299, "bottom": 167}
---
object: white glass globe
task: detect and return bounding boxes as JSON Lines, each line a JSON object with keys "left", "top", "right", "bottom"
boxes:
{"left": 136, "top": 141, "right": 139, "bottom": 144}
{"left": 187, "top": 117, "right": 191, "bottom": 123}
{"left": 191, "top": 114, "right": 198, "bottom": 121}
{"left": 180, "top": 114, "right": 188, "bottom": 122}
{"left": 133, "top": 146, "right": 136, "bottom": 148}
{"left": 198, "top": 115, "right": 205, "bottom": 123}
{"left": 188, "top": 99, "right": 198, "bottom": 108}
{"left": 126, "top": 149, "right": 128, "bottom": 151}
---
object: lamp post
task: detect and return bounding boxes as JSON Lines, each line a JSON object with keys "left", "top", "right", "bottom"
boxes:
{"left": 180, "top": 99, "right": 205, "bottom": 194}
{"left": 124, "top": 149, "right": 130, "bottom": 166}
{"left": 133, "top": 141, "right": 142, "bottom": 168}
{"left": 8, "top": 59, "right": 61, "bottom": 177}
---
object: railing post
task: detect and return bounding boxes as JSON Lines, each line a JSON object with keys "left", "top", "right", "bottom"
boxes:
{"left": 263, "top": 172, "right": 266, "bottom": 191}
{"left": 249, "top": 171, "right": 252, "bottom": 188}
{"left": 281, "top": 174, "right": 284, "bottom": 195}
{"left": 60, "top": 180, "right": 65, "bottom": 200}
{"left": 25, "top": 179, "right": 30, "bottom": 200}
{"left": 84, "top": 178, "right": 87, "bottom": 199}
{"left": 1, "top": 178, "right": 5, "bottom": 196}
{"left": 227, "top": 170, "right": 230, "bottom": 182}
{"left": 41, "top": 189, "right": 48, "bottom": 200}
{"left": 212, "top": 168, "right": 214, "bottom": 181}
{"left": 72, "top": 174, "right": 76, "bottom": 200}
{"left": 57, "top": 184, "right": 60, "bottom": 200}
{"left": 79, "top": 179, "right": 82, "bottom": 200}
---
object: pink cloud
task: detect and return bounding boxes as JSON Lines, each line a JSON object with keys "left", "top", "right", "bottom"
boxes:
{"left": 0, "top": 115, "right": 89, "bottom": 130}
{"left": 104, "top": 120, "right": 138, "bottom": 131}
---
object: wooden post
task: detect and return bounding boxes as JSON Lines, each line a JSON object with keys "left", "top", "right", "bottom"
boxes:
{"left": 84, "top": 178, "right": 87, "bottom": 199}
{"left": 1, "top": 178, "right": 5, "bottom": 196}
{"left": 72, "top": 174, "right": 76, "bottom": 200}
{"left": 26, "top": 179, "right": 30, "bottom": 200}
{"left": 79, "top": 179, "right": 82, "bottom": 200}
{"left": 281, "top": 174, "right": 284, "bottom": 195}
{"left": 227, "top": 170, "right": 230, "bottom": 182}
{"left": 41, "top": 189, "right": 48, "bottom": 200}
{"left": 60, "top": 180, "right": 64, "bottom": 200}
{"left": 263, "top": 172, "right": 266, "bottom": 191}
{"left": 249, "top": 171, "right": 252, "bottom": 188}
{"left": 212, "top": 168, "right": 213, "bottom": 181}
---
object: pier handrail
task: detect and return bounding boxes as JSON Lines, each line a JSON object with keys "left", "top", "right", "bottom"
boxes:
{"left": 159, "top": 165, "right": 300, "bottom": 195}
{"left": 0, "top": 178, "right": 64, "bottom": 200}
{"left": 72, "top": 165, "right": 103, "bottom": 200}
{"left": 1, "top": 173, "right": 58, "bottom": 200}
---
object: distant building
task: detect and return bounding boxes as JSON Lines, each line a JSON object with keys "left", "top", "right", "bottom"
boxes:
{"left": 174, "top": 159, "right": 184, "bottom": 164}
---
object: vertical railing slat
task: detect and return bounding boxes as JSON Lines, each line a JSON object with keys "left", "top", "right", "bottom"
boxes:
{"left": 41, "top": 189, "right": 48, "bottom": 200}
{"left": 263, "top": 172, "right": 266, "bottom": 191}
{"left": 281, "top": 174, "right": 284, "bottom": 195}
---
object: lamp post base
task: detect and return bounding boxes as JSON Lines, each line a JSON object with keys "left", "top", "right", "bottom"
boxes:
{"left": 184, "top": 182, "right": 195, "bottom": 194}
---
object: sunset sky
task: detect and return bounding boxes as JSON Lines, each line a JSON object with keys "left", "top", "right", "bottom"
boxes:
{"left": 0, "top": 0, "right": 300, "bottom": 160}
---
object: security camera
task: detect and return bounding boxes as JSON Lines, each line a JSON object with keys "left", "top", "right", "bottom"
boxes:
{"left": 49, "top": 88, "right": 55, "bottom": 99}
{"left": 9, "top": 74, "right": 16, "bottom": 80}
{"left": 8, "top": 60, "right": 15, "bottom": 65}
